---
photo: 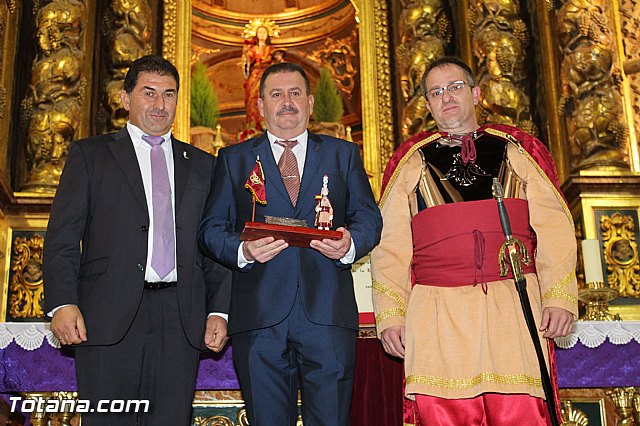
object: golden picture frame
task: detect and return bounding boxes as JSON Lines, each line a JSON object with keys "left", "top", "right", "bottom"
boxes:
{"left": 559, "top": 388, "right": 616, "bottom": 426}
{"left": 578, "top": 195, "right": 640, "bottom": 320}
{"left": 0, "top": 215, "right": 49, "bottom": 322}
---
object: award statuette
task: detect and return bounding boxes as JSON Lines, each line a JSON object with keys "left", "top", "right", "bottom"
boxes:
{"left": 241, "top": 162, "right": 342, "bottom": 247}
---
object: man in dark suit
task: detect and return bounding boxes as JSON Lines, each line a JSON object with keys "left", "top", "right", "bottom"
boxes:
{"left": 43, "top": 55, "right": 231, "bottom": 426}
{"left": 198, "top": 62, "right": 382, "bottom": 425}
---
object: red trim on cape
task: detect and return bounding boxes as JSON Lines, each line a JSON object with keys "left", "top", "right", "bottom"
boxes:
{"left": 380, "top": 124, "right": 564, "bottom": 198}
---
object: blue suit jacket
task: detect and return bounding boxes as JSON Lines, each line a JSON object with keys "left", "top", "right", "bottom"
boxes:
{"left": 198, "top": 132, "right": 382, "bottom": 335}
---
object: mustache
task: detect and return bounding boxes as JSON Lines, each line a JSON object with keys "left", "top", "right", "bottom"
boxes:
{"left": 149, "top": 109, "right": 168, "bottom": 116}
{"left": 277, "top": 105, "right": 298, "bottom": 115}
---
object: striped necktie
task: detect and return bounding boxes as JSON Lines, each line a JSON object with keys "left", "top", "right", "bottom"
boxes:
{"left": 275, "top": 140, "right": 300, "bottom": 206}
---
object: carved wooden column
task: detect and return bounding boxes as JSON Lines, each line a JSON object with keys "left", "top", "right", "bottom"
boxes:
{"left": 469, "top": 0, "right": 537, "bottom": 136}
{"left": 394, "top": 0, "right": 452, "bottom": 139}
{"left": 18, "top": 0, "right": 94, "bottom": 194}
{"left": 97, "top": 0, "right": 153, "bottom": 134}
{"left": 557, "top": 0, "right": 640, "bottom": 319}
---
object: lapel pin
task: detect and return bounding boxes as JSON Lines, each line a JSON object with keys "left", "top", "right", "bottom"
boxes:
{"left": 183, "top": 151, "right": 189, "bottom": 160}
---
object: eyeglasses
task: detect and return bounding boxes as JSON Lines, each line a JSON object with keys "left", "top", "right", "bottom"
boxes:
{"left": 426, "top": 80, "right": 473, "bottom": 99}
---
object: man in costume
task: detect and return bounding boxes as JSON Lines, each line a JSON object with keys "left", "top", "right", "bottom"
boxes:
{"left": 371, "top": 57, "right": 578, "bottom": 425}
{"left": 198, "top": 62, "right": 382, "bottom": 425}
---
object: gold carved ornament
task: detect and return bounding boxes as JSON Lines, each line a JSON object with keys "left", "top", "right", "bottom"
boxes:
{"left": 308, "top": 31, "right": 358, "bottom": 98}
{"left": 21, "top": 0, "right": 86, "bottom": 192}
{"left": 396, "top": 0, "right": 451, "bottom": 138}
{"left": 193, "top": 416, "right": 235, "bottom": 426}
{"left": 161, "top": 0, "right": 176, "bottom": 65}
{"left": 98, "top": 0, "right": 153, "bottom": 134}
{"left": 601, "top": 212, "right": 640, "bottom": 298}
{"left": 0, "top": 0, "right": 7, "bottom": 120}
{"left": 193, "top": 408, "right": 301, "bottom": 426}
{"left": 470, "top": 0, "right": 536, "bottom": 136}
{"left": 556, "top": 0, "right": 629, "bottom": 171}
{"left": 560, "top": 400, "right": 589, "bottom": 426}
{"left": 6, "top": 0, "right": 16, "bottom": 14}
{"left": 9, "top": 234, "right": 45, "bottom": 319}
{"left": 607, "top": 387, "right": 640, "bottom": 425}
{"left": 372, "top": 0, "right": 394, "bottom": 165}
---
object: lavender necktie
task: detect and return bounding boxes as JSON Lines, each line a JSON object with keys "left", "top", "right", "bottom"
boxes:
{"left": 275, "top": 140, "right": 300, "bottom": 206}
{"left": 142, "top": 135, "right": 175, "bottom": 279}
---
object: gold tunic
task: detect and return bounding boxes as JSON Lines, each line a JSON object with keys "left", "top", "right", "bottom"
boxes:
{"left": 371, "top": 138, "right": 578, "bottom": 400}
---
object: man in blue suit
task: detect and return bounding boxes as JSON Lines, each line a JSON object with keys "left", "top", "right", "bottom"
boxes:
{"left": 198, "top": 62, "right": 382, "bottom": 425}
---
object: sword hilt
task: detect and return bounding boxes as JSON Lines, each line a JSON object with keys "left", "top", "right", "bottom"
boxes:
{"left": 492, "top": 178, "right": 512, "bottom": 239}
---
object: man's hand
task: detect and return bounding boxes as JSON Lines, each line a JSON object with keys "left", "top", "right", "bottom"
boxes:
{"left": 380, "top": 325, "right": 405, "bottom": 359}
{"left": 243, "top": 237, "right": 288, "bottom": 263}
{"left": 540, "top": 307, "right": 574, "bottom": 339}
{"left": 309, "top": 227, "right": 351, "bottom": 260}
{"left": 204, "top": 315, "right": 229, "bottom": 352}
{"left": 51, "top": 305, "right": 87, "bottom": 345}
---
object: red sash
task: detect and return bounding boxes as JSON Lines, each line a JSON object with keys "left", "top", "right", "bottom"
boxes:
{"left": 411, "top": 199, "right": 536, "bottom": 287}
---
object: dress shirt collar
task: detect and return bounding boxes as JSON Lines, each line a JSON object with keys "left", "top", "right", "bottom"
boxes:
{"left": 127, "top": 122, "right": 173, "bottom": 151}
{"left": 267, "top": 130, "right": 308, "bottom": 149}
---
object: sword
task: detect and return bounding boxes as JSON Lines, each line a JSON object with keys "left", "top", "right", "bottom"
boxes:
{"left": 492, "top": 178, "right": 560, "bottom": 426}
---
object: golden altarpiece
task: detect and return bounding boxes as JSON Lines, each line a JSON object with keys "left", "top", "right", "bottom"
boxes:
{"left": 0, "top": 0, "right": 639, "bottom": 424}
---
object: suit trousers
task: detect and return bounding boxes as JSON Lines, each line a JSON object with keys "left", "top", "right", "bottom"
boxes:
{"left": 74, "top": 286, "right": 200, "bottom": 426}
{"left": 232, "top": 288, "right": 357, "bottom": 426}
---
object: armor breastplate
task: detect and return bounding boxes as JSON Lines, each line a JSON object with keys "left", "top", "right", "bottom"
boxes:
{"left": 416, "top": 133, "right": 523, "bottom": 209}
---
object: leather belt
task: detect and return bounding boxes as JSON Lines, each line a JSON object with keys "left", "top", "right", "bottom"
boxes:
{"left": 144, "top": 281, "right": 177, "bottom": 290}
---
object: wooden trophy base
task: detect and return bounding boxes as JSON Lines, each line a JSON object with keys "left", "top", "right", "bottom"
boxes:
{"left": 240, "top": 221, "right": 342, "bottom": 247}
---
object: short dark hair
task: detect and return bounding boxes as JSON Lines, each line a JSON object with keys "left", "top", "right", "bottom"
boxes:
{"left": 123, "top": 55, "right": 180, "bottom": 93}
{"left": 259, "top": 62, "right": 310, "bottom": 99}
{"left": 421, "top": 56, "right": 475, "bottom": 97}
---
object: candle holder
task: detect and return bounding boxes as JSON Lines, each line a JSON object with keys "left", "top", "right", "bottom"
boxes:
{"left": 578, "top": 281, "right": 621, "bottom": 321}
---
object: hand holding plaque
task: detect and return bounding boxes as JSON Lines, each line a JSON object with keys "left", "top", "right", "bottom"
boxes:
{"left": 241, "top": 161, "right": 341, "bottom": 247}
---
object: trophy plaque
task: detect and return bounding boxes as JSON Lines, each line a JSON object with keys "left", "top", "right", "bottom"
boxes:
{"left": 242, "top": 165, "right": 342, "bottom": 247}
{"left": 240, "top": 221, "right": 342, "bottom": 247}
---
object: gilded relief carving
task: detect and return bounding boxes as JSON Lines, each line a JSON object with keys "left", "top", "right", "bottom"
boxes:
{"left": 98, "top": 0, "right": 152, "bottom": 133}
{"left": 607, "top": 388, "right": 640, "bottom": 425}
{"left": 21, "top": 0, "right": 86, "bottom": 192}
{"left": 193, "top": 416, "right": 235, "bottom": 426}
{"left": 162, "top": 0, "right": 177, "bottom": 64}
{"left": 619, "top": 0, "right": 640, "bottom": 160}
{"left": 560, "top": 400, "right": 589, "bottom": 426}
{"left": 9, "top": 234, "right": 45, "bottom": 319}
{"left": 556, "top": 0, "right": 629, "bottom": 171}
{"left": 470, "top": 0, "right": 536, "bottom": 136}
{"left": 0, "top": 87, "right": 5, "bottom": 119}
{"left": 374, "top": 0, "right": 394, "bottom": 165}
{"left": 601, "top": 212, "right": 640, "bottom": 298}
{"left": 6, "top": 0, "right": 16, "bottom": 14}
{"left": 0, "top": 4, "right": 4, "bottom": 120}
{"left": 396, "top": 0, "right": 451, "bottom": 138}
{"left": 308, "top": 31, "right": 358, "bottom": 98}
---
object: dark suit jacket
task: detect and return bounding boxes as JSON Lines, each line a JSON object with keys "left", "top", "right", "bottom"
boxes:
{"left": 43, "top": 127, "right": 231, "bottom": 349}
{"left": 198, "top": 132, "right": 382, "bottom": 335}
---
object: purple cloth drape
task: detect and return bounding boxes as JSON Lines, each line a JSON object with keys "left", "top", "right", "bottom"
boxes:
{"left": 555, "top": 340, "right": 640, "bottom": 388}
{"left": 4, "top": 340, "right": 637, "bottom": 392}
{"left": 0, "top": 341, "right": 239, "bottom": 392}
